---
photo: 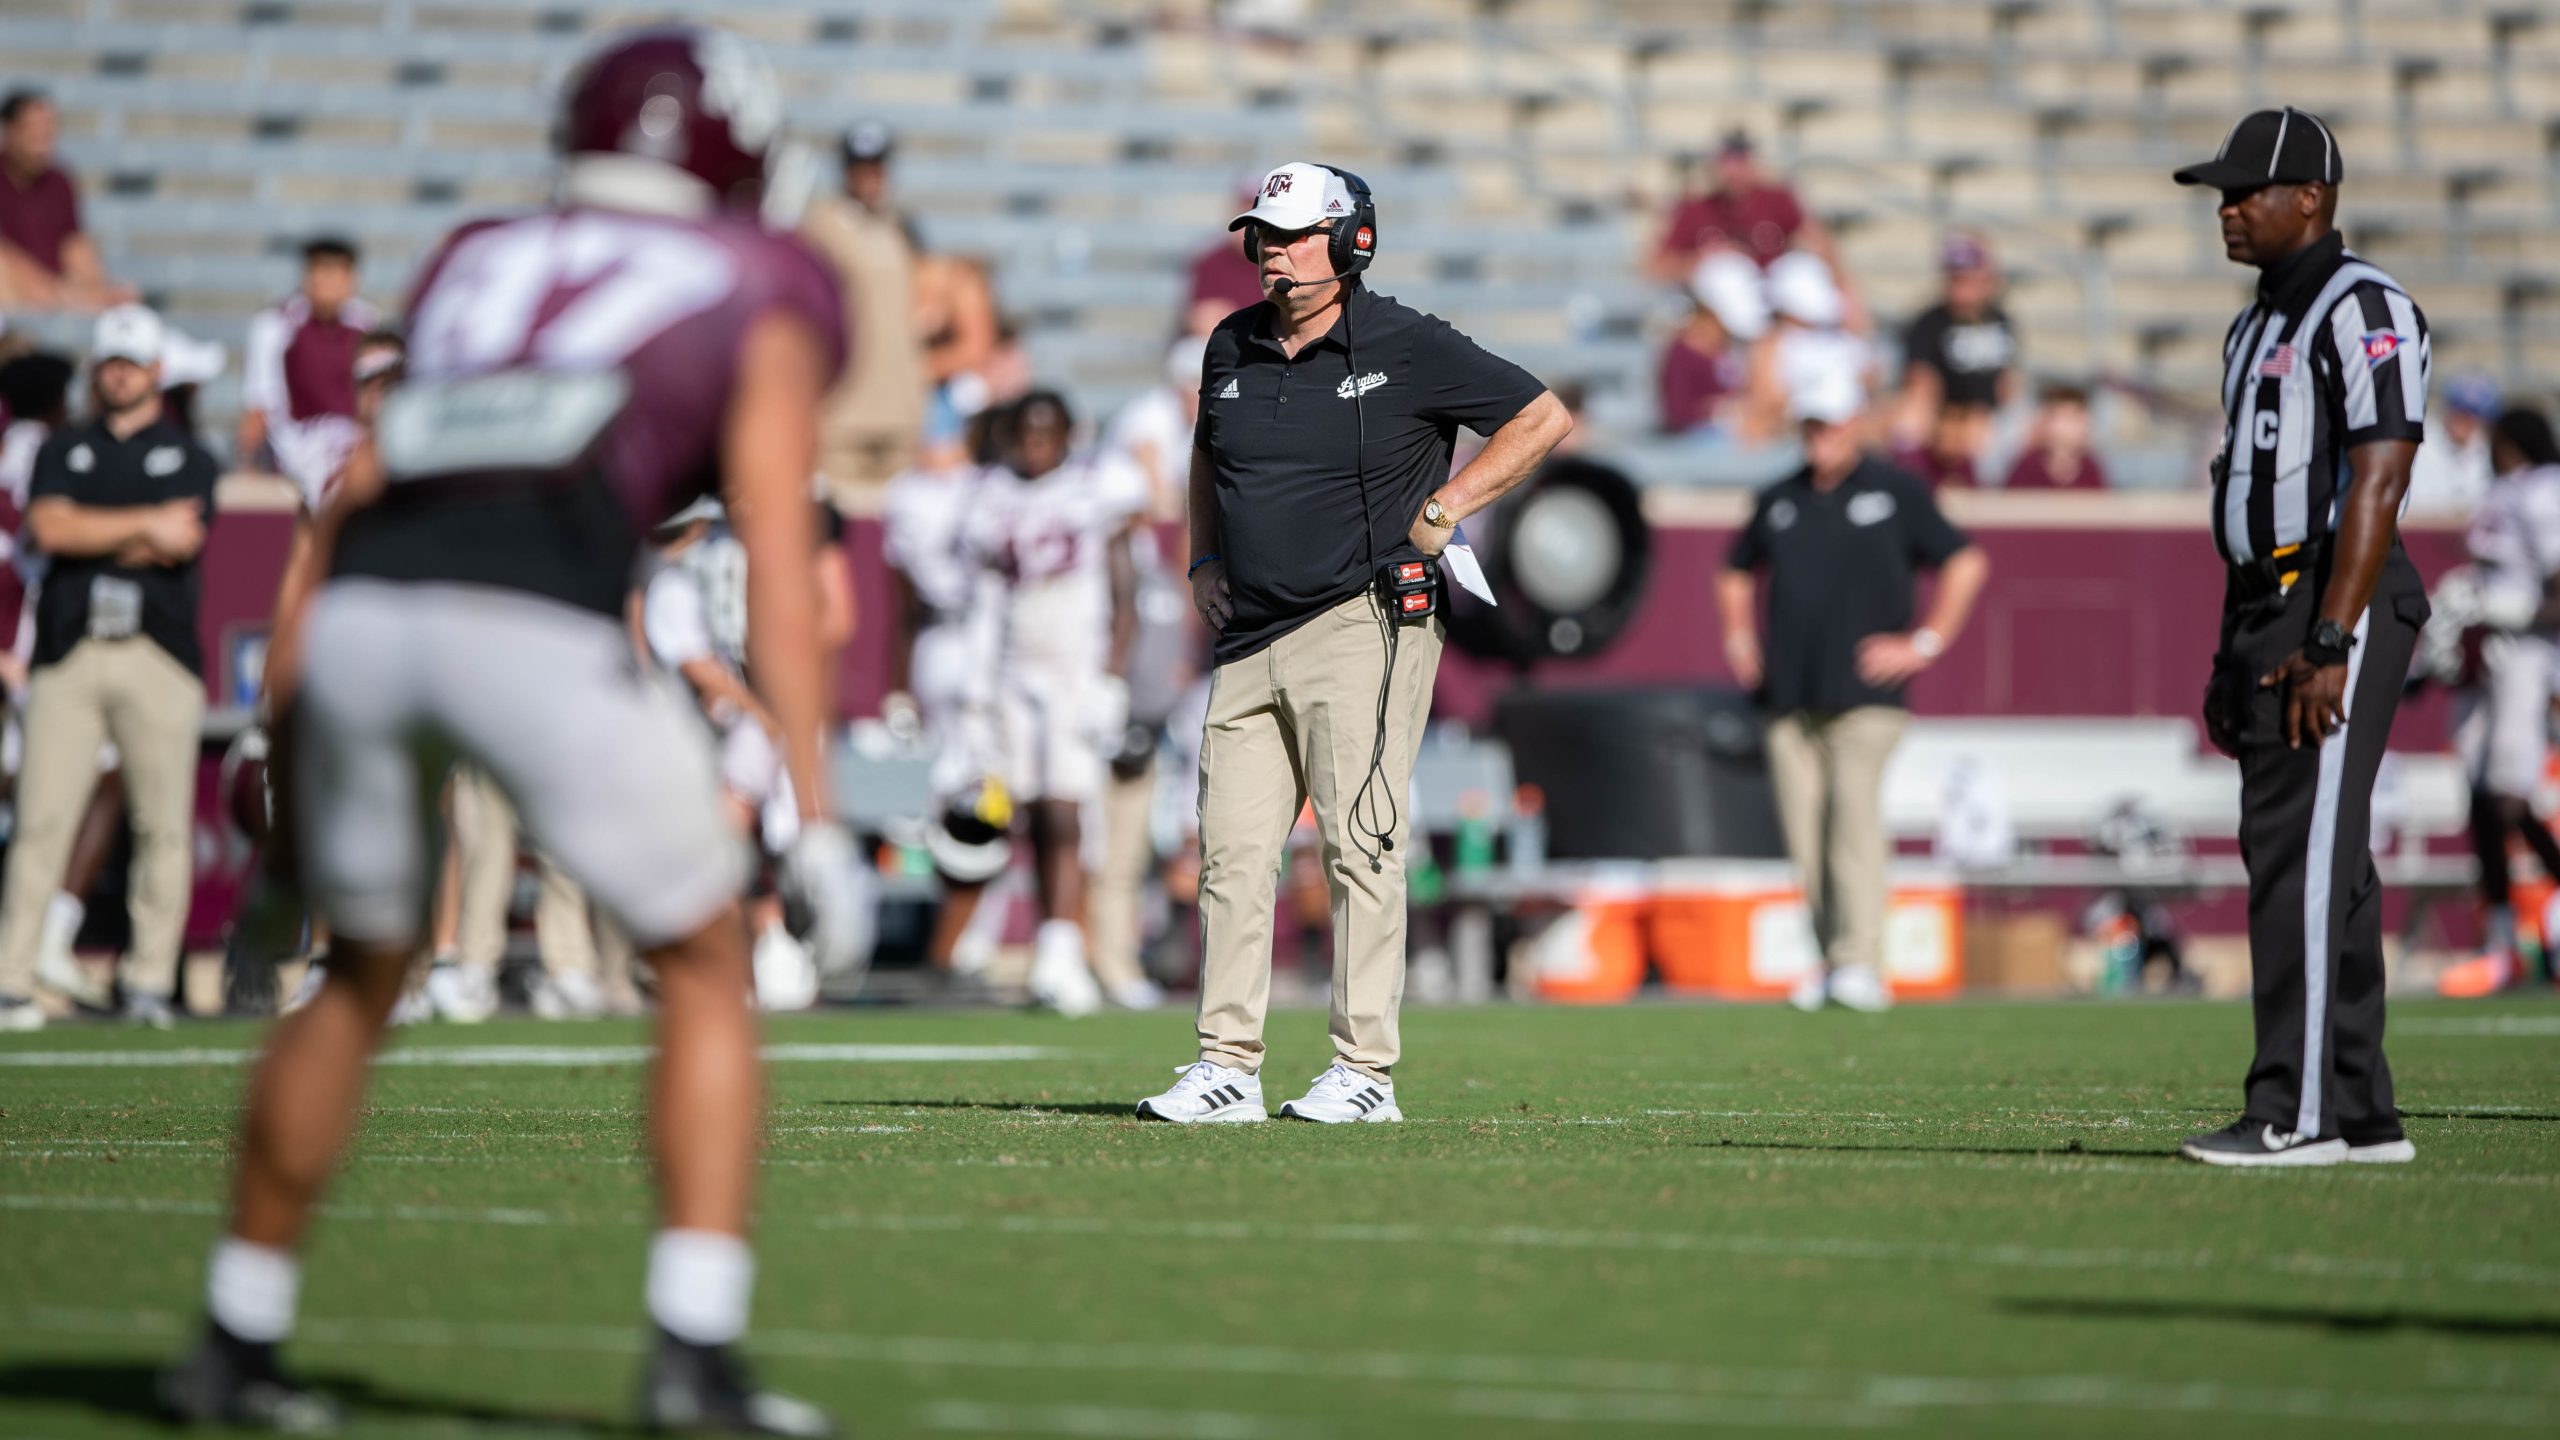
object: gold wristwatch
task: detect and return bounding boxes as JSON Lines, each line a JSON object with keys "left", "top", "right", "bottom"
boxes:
{"left": 1422, "top": 496, "right": 1456, "bottom": 529}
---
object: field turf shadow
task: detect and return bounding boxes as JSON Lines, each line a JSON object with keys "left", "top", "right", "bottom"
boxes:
{"left": 2001, "top": 1296, "right": 2560, "bottom": 1340}
{"left": 1693, "top": 1138, "right": 2177, "bottom": 1161}
{"left": 0, "top": 1360, "right": 626, "bottom": 1434}
{"left": 822, "top": 1098, "right": 1133, "bottom": 1116}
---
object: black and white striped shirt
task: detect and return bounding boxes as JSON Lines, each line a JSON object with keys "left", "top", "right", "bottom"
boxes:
{"left": 2212, "top": 232, "right": 2429, "bottom": 566}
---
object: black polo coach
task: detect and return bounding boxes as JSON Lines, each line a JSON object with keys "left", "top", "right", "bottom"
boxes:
{"left": 1152, "top": 160, "right": 1565, "bottom": 1125}
{"left": 2175, "top": 108, "right": 2431, "bottom": 1167}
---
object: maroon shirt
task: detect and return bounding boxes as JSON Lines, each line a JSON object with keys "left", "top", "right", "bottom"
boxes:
{"left": 2003, "top": 448, "right": 2108, "bottom": 490}
{"left": 283, "top": 306, "right": 366, "bottom": 421}
{"left": 1657, "top": 333, "right": 1744, "bottom": 434}
{"left": 1662, "top": 183, "right": 1806, "bottom": 269}
{"left": 1187, "top": 237, "right": 1264, "bottom": 319}
{"left": 0, "top": 165, "right": 80, "bottom": 275}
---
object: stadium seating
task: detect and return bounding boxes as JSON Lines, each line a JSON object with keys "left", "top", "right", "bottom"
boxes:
{"left": 6, "top": 0, "right": 2552, "bottom": 479}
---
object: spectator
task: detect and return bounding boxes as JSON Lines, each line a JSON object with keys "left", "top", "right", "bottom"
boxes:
{"left": 236, "top": 237, "right": 377, "bottom": 504}
{"left": 1659, "top": 252, "right": 1768, "bottom": 437}
{"left": 1103, "top": 334, "right": 1207, "bottom": 524}
{"left": 801, "top": 121, "right": 928, "bottom": 509}
{"left": 1651, "top": 131, "right": 1856, "bottom": 315}
{"left": 0, "top": 305, "right": 217, "bottom": 1031}
{"left": 917, "top": 253, "right": 1002, "bottom": 412}
{"left": 1892, "top": 233, "right": 2017, "bottom": 485}
{"left": 2003, "top": 385, "right": 2109, "bottom": 490}
{"left": 2405, "top": 374, "right": 2501, "bottom": 518}
{"left": 0, "top": 89, "right": 130, "bottom": 311}
{"left": 1715, "top": 368, "right": 1988, "bottom": 1016}
{"left": 1184, "top": 184, "right": 1267, "bottom": 337}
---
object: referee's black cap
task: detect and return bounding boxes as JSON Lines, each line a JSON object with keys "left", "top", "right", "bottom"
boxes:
{"left": 2174, "top": 106, "right": 2343, "bottom": 189}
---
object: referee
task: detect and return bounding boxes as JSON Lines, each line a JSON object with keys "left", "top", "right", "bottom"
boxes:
{"left": 1136, "top": 162, "right": 1570, "bottom": 1125}
{"left": 2174, "top": 108, "right": 2430, "bottom": 1168}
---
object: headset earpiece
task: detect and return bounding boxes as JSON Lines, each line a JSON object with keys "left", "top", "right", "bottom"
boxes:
{"left": 1317, "top": 164, "right": 1377, "bottom": 279}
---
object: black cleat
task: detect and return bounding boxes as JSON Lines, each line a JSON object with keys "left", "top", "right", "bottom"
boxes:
{"left": 2179, "top": 1116, "right": 2348, "bottom": 1168}
{"left": 159, "top": 1319, "right": 342, "bottom": 1433}
{"left": 638, "top": 1328, "right": 836, "bottom": 1436}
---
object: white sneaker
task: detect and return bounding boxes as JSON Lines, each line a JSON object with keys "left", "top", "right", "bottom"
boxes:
{"left": 122, "top": 992, "right": 178, "bottom": 1030}
{"left": 1788, "top": 967, "right": 1827, "bottom": 1013}
{"left": 1107, "top": 976, "right": 1166, "bottom": 1011}
{"left": 2348, "top": 1137, "right": 2417, "bottom": 1164}
{"left": 0, "top": 993, "right": 44, "bottom": 1032}
{"left": 388, "top": 988, "right": 433, "bottom": 1027}
{"left": 1278, "top": 1062, "right": 1400, "bottom": 1124}
{"left": 531, "top": 969, "right": 607, "bottom": 1021}
{"left": 425, "top": 962, "right": 498, "bottom": 1024}
{"left": 1829, "top": 964, "right": 1893, "bottom": 1013}
{"left": 1027, "top": 922, "right": 1103, "bottom": 1018}
{"left": 1135, "top": 1061, "right": 1267, "bottom": 1124}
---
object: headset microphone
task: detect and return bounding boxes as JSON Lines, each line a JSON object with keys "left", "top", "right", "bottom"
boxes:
{"left": 1268, "top": 275, "right": 1342, "bottom": 298}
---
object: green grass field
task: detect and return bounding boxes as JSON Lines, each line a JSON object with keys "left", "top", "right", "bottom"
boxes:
{"left": 2, "top": 996, "right": 2556, "bottom": 1439}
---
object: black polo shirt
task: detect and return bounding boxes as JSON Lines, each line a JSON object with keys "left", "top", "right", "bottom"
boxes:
{"left": 1194, "top": 283, "right": 1546, "bottom": 664}
{"left": 27, "top": 416, "right": 220, "bottom": 675}
{"left": 1725, "top": 456, "right": 1971, "bottom": 715}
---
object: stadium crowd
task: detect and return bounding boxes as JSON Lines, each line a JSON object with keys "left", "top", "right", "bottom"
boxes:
{"left": 1, "top": 74, "right": 2556, "bottom": 1031}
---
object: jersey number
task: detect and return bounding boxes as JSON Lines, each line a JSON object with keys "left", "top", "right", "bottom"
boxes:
{"left": 409, "top": 215, "right": 736, "bottom": 374}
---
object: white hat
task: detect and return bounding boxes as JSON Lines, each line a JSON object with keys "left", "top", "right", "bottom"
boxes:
{"left": 1767, "top": 251, "right": 1843, "bottom": 328}
{"left": 1689, "top": 252, "right": 1769, "bottom": 340}
{"left": 91, "top": 303, "right": 165, "bottom": 366}
{"left": 157, "top": 329, "right": 226, "bottom": 389}
{"left": 1165, "top": 334, "right": 1209, "bottom": 389}
{"left": 1789, "top": 366, "right": 1866, "bottom": 426}
{"left": 1229, "top": 161, "right": 1357, "bottom": 234}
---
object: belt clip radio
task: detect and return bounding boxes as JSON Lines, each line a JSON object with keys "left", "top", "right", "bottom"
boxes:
{"left": 1378, "top": 558, "right": 1438, "bottom": 625}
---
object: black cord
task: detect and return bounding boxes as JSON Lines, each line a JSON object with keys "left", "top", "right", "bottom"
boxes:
{"left": 1343, "top": 291, "right": 1404, "bottom": 875}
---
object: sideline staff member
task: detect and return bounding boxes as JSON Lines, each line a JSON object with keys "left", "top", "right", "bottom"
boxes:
{"left": 0, "top": 304, "right": 215, "bottom": 1031}
{"left": 1718, "top": 370, "right": 1987, "bottom": 1017}
{"left": 2176, "top": 108, "right": 2430, "bottom": 1168}
{"left": 1139, "top": 162, "right": 1570, "bottom": 1125}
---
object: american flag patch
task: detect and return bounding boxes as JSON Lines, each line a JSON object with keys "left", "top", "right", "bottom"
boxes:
{"left": 2257, "top": 344, "right": 2296, "bottom": 377}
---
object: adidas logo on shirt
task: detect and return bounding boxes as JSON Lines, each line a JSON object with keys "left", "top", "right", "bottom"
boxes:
{"left": 1216, "top": 378, "right": 1240, "bottom": 400}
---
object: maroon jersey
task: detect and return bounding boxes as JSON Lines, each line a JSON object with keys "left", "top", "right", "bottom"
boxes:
{"left": 340, "top": 205, "right": 846, "bottom": 615}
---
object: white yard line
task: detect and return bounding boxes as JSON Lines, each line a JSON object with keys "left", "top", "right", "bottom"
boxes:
{"left": 11, "top": 1307, "right": 2554, "bottom": 1431}
{"left": 0, "top": 1042, "right": 1061, "bottom": 1069}
{"left": 10, "top": 1191, "right": 2546, "bottom": 1288}
{"left": 2395, "top": 1017, "right": 2560, "bottom": 1037}
{"left": 919, "top": 1400, "right": 1311, "bottom": 1439}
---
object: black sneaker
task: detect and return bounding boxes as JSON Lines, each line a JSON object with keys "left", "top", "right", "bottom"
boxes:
{"left": 159, "top": 1319, "right": 341, "bottom": 1433}
{"left": 2179, "top": 1117, "right": 2348, "bottom": 1168}
{"left": 638, "top": 1329, "right": 836, "bottom": 1436}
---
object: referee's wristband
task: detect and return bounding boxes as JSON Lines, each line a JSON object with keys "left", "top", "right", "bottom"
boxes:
{"left": 1187, "top": 554, "right": 1222, "bottom": 577}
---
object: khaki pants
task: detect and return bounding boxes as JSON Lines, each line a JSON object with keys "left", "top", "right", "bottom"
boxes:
{"left": 450, "top": 763, "right": 629, "bottom": 992}
{"left": 1195, "top": 592, "right": 1441, "bottom": 1080}
{"left": 1764, "top": 706, "right": 1909, "bottom": 974}
{"left": 0, "top": 638, "right": 205, "bottom": 1000}
{"left": 1087, "top": 754, "right": 1156, "bottom": 995}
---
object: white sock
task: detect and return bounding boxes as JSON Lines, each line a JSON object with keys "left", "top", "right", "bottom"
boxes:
{"left": 1035, "top": 919, "right": 1084, "bottom": 967}
{"left": 206, "top": 1237, "right": 300, "bottom": 1343}
{"left": 647, "top": 1229, "right": 753, "bottom": 1347}
{"left": 41, "top": 892, "right": 82, "bottom": 945}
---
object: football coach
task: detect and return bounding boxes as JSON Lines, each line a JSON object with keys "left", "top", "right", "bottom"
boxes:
{"left": 1136, "top": 162, "right": 1570, "bottom": 1126}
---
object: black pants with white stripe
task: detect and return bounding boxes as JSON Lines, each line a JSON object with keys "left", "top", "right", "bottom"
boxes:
{"left": 2213, "top": 544, "right": 2427, "bottom": 1142}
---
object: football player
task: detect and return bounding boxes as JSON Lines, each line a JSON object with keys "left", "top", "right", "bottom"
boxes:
{"left": 952, "top": 391, "right": 1145, "bottom": 1015}
{"left": 162, "top": 29, "right": 859, "bottom": 1435}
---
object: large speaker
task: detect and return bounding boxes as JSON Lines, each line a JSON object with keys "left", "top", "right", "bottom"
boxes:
{"left": 1491, "top": 686, "right": 1785, "bottom": 861}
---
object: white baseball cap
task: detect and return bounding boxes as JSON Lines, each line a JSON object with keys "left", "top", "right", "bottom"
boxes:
{"left": 1229, "top": 161, "right": 1357, "bottom": 234}
{"left": 92, "top": 303, "right": 165, "bottom": 366}
{"left": 1689, "top": 252, "right": 1770, "bottom": 340}
{"left": 1767, "top": 251, "right": 1843, "bottom": 328}
{"left": 1790, "top": 367, "right": 1866, "bottom": 426}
